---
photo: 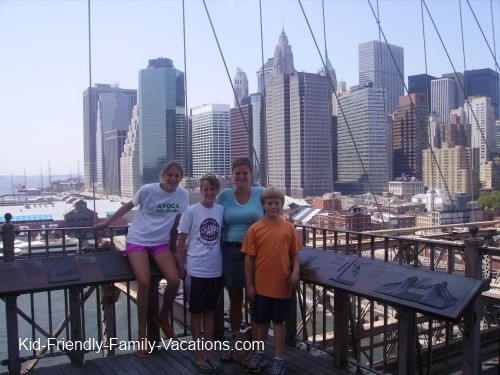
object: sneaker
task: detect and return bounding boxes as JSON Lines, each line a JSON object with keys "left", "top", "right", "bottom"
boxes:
{"left": 270, "top": 359, "right": 284, "bottom": 375}
{"left": 247, "top": 352, "right": 267, "bottom": 373}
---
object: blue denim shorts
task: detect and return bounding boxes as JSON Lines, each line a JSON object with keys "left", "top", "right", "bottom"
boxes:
{"left": 251, "top": 294, "right": 291, "bottom": 324}
{"left": 221, "top": 242, "right": 246, "bottom": 288}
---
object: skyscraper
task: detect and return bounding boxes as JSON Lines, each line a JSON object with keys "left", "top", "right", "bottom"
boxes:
{"left": 256, "top": 58, "right": 274, "bottom": 93}
{"left": 229, "top": 101, "right": 253, "bottom": 160}
{"left": 103, "top": 129, "right": 127, "bottom": 196}
{"left": 431, "top": 78, "right": 458, "bottom": 123}
{"left": 263, "top": 31, "right": 333, "bottom": 197}
{"left": 138, "top": 58, "right": 186, "bottom": 184}
{"left": 422, "top": 146, "right": 479, "bottom": 198}
{"left": 249, "top": 93, "right": 266, "bottom": 186}
{"left": 191, "top": 104, "right": 230, "bottom": 178}
{"left": 337, "top": 83, "right": 388, "bottom": 195}
{"left": 120, "top": 105, "right": 140, "bottom": 197}
{"left": 392, "top": 93, "right": 429, "bottom": 180}
{"left": 358, "top": 40, "right": 404, "bottom": 114}
{"left": 233, "top": 68, "right": 249, "bottom": 107}
{"left": 82, "top": 83, "right": 136, "bottom": 190}
{"left": 95, "top": 91, "right": 137, "bottom": 192}
{"left": 465, "top": 96, "right": 496, "bottom": 163}
{"left": 272, "top": 30, "right": 296, "bottom": 78}
{"left": 318, "top": 53, "right": 337, "bottom": 92}
{"left": 464, "top": 68, "right": 499, "bottom": 120}
{"left": 266, "top": 71, "right": 333, "bottom": 197}
{"left": 408, "top": 73, "right": 436, "bottom": 113}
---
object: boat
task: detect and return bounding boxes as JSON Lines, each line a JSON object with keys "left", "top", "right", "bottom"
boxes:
{"left": 0, "top": 239, "right": 26, "bottom": 258}
{"left": 13, "top": 236, "right": 79, "bottom": 256}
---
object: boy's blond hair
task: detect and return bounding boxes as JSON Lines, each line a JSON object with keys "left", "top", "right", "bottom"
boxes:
{"left": 200, "top": 173, "right": 220, "bottom": 190}
{"left": 260, "top": 187, "right": 285, "bottom": 206}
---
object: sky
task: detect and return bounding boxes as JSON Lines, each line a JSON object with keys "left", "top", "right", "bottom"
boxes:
{"left": 0, "top": 0, "right": 498, "bottom": 176}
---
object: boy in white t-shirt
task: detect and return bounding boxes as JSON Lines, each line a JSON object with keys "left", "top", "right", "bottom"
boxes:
{"left": 176, "top": 174, "right": 224, "bottom": 373}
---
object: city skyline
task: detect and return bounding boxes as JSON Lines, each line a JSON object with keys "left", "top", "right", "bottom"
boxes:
{"left": 1, "top": 0, "right": 499, "bottom": 175}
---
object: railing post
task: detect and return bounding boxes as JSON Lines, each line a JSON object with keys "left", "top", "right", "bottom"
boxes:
{"left": 2, "top": 213, "right": 21, "bottom": 374}
{"left": 333, "top": 290, "right": 349, "bottom": 368}
{"left": 147, "top": 275, "right": 161, "bottom": 348}
{"left": 397, "top": 308, "right": 416, "bottom": 374}
{"left": 285, "top": 288, "right": 297, "bottom": 345}
{"left": 100, "top": 284, "right": 119, "bottom": 356}
{"left": 462, "top": 226, "right": 483, "bottom": 375}
{"left": 69, "top": 287, "right": 84, "bottom": 366}
{"left": 214, "top": 287, "right": 224, "bottom": 341}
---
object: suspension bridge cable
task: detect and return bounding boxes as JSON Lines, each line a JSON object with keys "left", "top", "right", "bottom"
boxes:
{"left": 321, "top": 0, "right": 335, "bottom": 196}
{"left": 201, "top": 0, "right": 262, "bottom": 181}
{"left": 258, "top": 0, "right": 268, "bottom": 187}
{"left": 375, "top": 0, "right": 389, "bottom": 225}
{"left": 458, "top": 0, "right": 476, "bottom": 216}
{"left": 87, "top": 0, "right": 97, "bottom": 222}
{"left": 419, "top": 0, "right": 435, "bottom": 213}
{"left": 490, "top": 0, "right": 498, "bottom": 74}
{"left": 465, "top": 0, "right": 500, "bottom": 71}
{"left": 421, "top": 0, "right": 498, "bottom": 182}
{"left": 366, "top": 0, "right": 457, "bottom": 213}
{"left": 181, "top": 0, "right": 192, "bottom": 203}
{"left": 296, "top": 0, "right": 386, "bottom": 221}
{"left": 464, "top": 0, "right": 500, "bottom": 183}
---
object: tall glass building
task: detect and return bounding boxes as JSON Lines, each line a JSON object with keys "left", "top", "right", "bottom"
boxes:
{"left": 138, "top": 58, "right": 186, "bottom": 184}
{"left": 82, "top": 84, "right": 136, "bottom": 190}
{"left": 95, "top": 91, "right": 137, "bottom": 193}
{"left": 191, "top": 104, "right": 230, "bottom": 179}
{"left": 465, "top": 68, "right": 499, "bottom": 120}
{"left": 337, "top": 83, "right": 388, "bottom": 195}
{"left": 358, "top": 40, "right": 404, "bottom": 114}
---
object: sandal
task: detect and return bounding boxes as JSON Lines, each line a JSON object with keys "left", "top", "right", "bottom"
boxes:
{"left": 220, "top": 348, "right": 233, "bottom": 362}
{"left": 208, "top": 359, "right": 224, "bottom": 373}
{"left": 241, "top": 352, "right": 253, "bottom": 368}
{"left": 191, "top": 360, "right": 212, "bottom": 373}
{"left": 153, "top": 314, "right": 180, "bottom": 341}
{"left": 134, "top": 348, "right": 150, "bottom": 358}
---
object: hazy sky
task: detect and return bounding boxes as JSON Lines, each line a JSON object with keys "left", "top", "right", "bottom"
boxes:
{"left": 0, "top": 0, "right": 498, "bottom": 175}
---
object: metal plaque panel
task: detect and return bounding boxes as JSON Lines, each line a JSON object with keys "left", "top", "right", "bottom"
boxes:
{"left": 42, "top": 256, "right": 80, "bottom": 283}
{"left": 299, "top": 248, "right": 484, "bottom": 321}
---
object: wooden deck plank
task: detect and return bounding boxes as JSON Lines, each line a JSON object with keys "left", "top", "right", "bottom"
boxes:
{"left": 23, "top": 336, "right": 353, "bottom": 375}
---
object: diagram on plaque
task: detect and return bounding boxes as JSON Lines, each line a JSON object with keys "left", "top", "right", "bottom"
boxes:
{"left": 374, "top": 276, "right": 458, "bottom": 309}
{"left": 330, "top": 260, "right": 372, "bottom": 286}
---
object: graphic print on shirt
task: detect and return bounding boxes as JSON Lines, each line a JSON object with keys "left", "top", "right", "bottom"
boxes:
{"left": 197, "top": 218, "right": 220, "bottom": 249}
{"left": 144, "top": 197, "right": 180, "bottom": 216}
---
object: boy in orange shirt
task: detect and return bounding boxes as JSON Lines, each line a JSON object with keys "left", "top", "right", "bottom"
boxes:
{"left": 242, "top": 187, "right": 302, "bottom": 374}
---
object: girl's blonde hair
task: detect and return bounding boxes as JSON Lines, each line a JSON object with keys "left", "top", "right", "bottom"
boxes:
{"left": 159, "top": 160, "right": 184, "bottom": 181}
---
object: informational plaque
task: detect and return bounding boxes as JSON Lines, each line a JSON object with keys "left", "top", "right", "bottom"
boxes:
{"left": 0, "top": 252, "right": 161, "bottom": 295}
{"left": 299, "top": 248, "right": 484, "bottom": 321}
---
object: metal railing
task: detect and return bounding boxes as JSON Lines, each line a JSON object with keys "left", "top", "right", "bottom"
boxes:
{"left": 1, "top": 213, "right": 499, "bottom": 374}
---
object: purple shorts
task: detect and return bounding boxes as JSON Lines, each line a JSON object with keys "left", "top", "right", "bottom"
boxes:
{"left": 125, "top": 243, "right": 170, "bottom": 257}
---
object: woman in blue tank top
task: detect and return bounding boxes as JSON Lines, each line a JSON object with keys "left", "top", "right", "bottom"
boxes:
{"left": 217, "top": 157, "right": 265, "bottom": 365}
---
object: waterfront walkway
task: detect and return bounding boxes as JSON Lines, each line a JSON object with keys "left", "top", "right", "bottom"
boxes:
{"left": 17, "top": 338, "right": 354, "bottom": 375}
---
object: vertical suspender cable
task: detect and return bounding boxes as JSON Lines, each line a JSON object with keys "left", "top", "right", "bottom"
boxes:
{"left": 458, "top": 0, "right": 476, "bottom": 219}
{"left": 321, "top": 0, "right": 335, "bottom": 196}
{"left": 259, "top": 0, "right": 268, "bottom": 187}
{"left": 297, "top": 0, "right": 385, "bottom": 221}
{"left": 181, "top": 0, "right": 192, "bottom": 203}
{"left": 87, "top": 0, "right": 96, "bottom": 223}
{"left": 201, "top": 0, "right": 261, "bottom": 186}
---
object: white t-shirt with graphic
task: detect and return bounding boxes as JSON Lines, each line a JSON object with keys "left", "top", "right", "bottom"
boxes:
{"left": 126, "top": 183, "right": 189, "bottom": 247}
{"left": 178, "top": 202, "right": 224, "bottom": 278}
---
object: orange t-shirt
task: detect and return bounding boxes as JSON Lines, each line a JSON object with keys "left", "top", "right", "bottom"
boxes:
{"left": 242, "top": 218, "right": 302, "bottom": 298}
